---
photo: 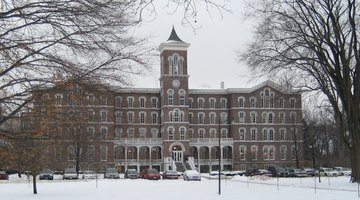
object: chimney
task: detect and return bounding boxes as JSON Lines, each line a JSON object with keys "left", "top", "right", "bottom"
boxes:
{"left": 221, "top": 81, "right": 225, "bottom": 89}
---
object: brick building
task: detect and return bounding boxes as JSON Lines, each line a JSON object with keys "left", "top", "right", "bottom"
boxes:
{"left": 32, "top": 27, "right": 303, "bottom": 173}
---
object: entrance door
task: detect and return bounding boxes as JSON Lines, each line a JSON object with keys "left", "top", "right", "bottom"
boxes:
{"left": 172, "top": 151, "right": 183, "bottom": 162}
{"left": 171, "top": 145, "right": 183, "bottom": 162}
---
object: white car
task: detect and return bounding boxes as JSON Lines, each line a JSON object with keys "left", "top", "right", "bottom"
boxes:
{"left": 319, "top": 167, "right": 338, "bottom": 177}
{"left": 183, "top": 170, "right": 201, "bottom": 181}
{"left": 63, "top": 168, "right": 78, "bottom": 180}
{"left": 82, "top": 170, "right": 97, "bottom": 179}
{"left": 336, "top": 168, "right": 352, "bottom": 176}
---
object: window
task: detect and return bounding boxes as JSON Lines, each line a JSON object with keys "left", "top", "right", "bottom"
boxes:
{"left": 199, "top": 129, "right": 205, "bottom": 139}
{"left": 251, "top": 128, "right": 257, "bottom": 141}
{"left": 101, "top": 96, "right": 107, "bottom": 106}
{"left": 209, "top": 98, "right": 216, "bottom": 109}
{"left": 152, "top": 112, "right": 158, "bottom": 124}
{"left": 250, "top": 97, "right": 256, "bottom": 108}
{"left": 269, "top": 146, "right": 275, "bottom": 160}
{"left": 280, "top": 146, "right": 287, "bottom": 160}
{"left": 55, "top": 94, "right": 62, "bottom": 106}
{"left": 88, "top": 110, "right": 95, "bottom": 122}
{"left": 115, "top": 111, "right": 122, "bottom": 123}
{"left": 263, "top": 146, "right": 269, "bottom": 160}
{"left": 238, "top": 97, "right": 245, "bottom": 108}
{"left": 100, "top": 110, "right": 107, "bottom": 122}
{"left": 127, "top": 112, "right": 134, "bottom": 124}
{"left": 279, "top": 97, "right": 285, "bottom": 108}
{"left": 87, "top": 146, "right": 95, "bottom": 161}
{"left": 269, "top": 129, "right": 274, "bottom": 141}
{"left": 179, "top": 90, "right": 186, "bottom": 106}
{"left": 101, "top": 127, "right": 107, "bottom": 140}
{"left": 88, "top": 127, "right": 95, "bottom": 139}
{"left": 168, "top": 90, "right": 174, "bottom": 105}
{"left": 140, "top": 112, "right": 146, "bottom": 124}
{"left": 210, "top": 129, "right": 216, "bottom": 138}
{"left": 210, "top": 112, "right": 216, "bottom": 124}
{"left": 221, "top": 128, "right": 228, "bottom": 138}
{"left": 188, "top": 98, "right": 193, "bottom": 108}
{"left": 279, "top": 112, "right": 285, "bottom": 124}
{"left": 251, "top": 146, "right": 258, "bottom": 160}
{"left": 291, "top": 145, "right": 296, "bottom": 160}
{"left": 115, "top": 96, "right": 122, "bottom": 108}
{"left": 239, "top": 112, "right": 245, "bottom": 123}
{"left": 290, "top": 112, "right": 296, "bottom": 124}
{"left": 263, "top": 129, "right": 268, "bottom": 141}
{"left": 139, "top": 128, "right": 146, "bottom": 139}
{"left": 239, "top": 128, "right": 245, "bottom": 141}
{"left": 221, "top": 98, "right": 227, "bottom": 109}
{"left": 115, "top": 128, "right": 122, "bottom": 139}
{"left": 127, "top": 97, "right": 134, "bottom": 108}
{"left": 127, "top": 128, "right": 134, "bottom": 138}
{"left": 250, "top": 112, "right": 256, "bottom": 123}
{"left": 168, "top": 127, "right": 174, "bottom": 140}
{"left": 88, "top": 95, "right": 94, "bottom": 106}
{"left": 290, "top": 98, "right": 296, "bottom": 108}
{"left": 189, "top": 113, "right": 193, "bottom": 124}
{"left": 198, "top": 113, "right": 205, "bottom": 124}
{"left": 280, "top": 128, "right": 286, "bottom": 140}
{"left": 140, "top": 97, "right": 146, "bottom": 108}
{"left": 268, "top": 113, "right": 274, "bottom": 123}
{"left": 198, "top": 98, "right": 204, "bottom": 108}
{"left": 151, "top": 128, "right": 159, "bottom": 139}
{"left": 180, "top": 127, "right": 185, "bottom": 140}
{"left": 240, "top": 146, "right": 246, "bottom": 160}
{"left": 174, "top": 110, "right": 179, "bottom": 122}
{"left": 151, "top": 97, "right": 158, "bottom": 108}
{"left": 100, "top": 146, "right": 108, "bottom": 161}
{"left": 114, "top": 146, "right": 122, "bottom": 160}
{"left": 261, "top": 88, "right": 274, "bottom": 108}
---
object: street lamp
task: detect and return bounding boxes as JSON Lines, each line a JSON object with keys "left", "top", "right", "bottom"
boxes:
{"left": 218, "top": 116, "right": 229, "bottom": 195}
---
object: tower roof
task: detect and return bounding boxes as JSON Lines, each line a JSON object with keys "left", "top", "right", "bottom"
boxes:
{"left": 167, "top": 26, "right": 184, "bottom": 42}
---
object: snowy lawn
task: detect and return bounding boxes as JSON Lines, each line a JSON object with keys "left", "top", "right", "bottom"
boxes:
{"left": 0, "top": 174, "right": 359, "bottom": 200}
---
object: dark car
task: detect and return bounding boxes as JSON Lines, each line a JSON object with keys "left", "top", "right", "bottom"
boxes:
{"left": 244, "top": 169, "right": 272, "bottom": 177}
{"left": 39, "top": 169, "right": 54, "bottom": 180}
{"left": 267, "top": 166, "right": 288, "bottom": 177}
{"left": 141, "top": 168, "right": 161, "bottom": 180}
{"left": 161, "top": 170, "right": 180, "bottom": 179}
{"left": 302, "top": 167, "right": 316, "bottom": 176}
{"left": 124, "top": 169, "right": 140, "bottom": 179}
{"left": 0, "top": 171, "right": 9, "bottom": 180}
{"left": 104, "top": 168, "right": 120, "bottom": 179}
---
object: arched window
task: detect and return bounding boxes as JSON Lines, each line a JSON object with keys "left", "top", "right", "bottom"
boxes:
{"left": 179, "top": 127, "right": 186, "bottom": 140}
{"left": 240, "top": 146, "right": 246, "bottom": 160}
{"left": 168, "top": 90, "right": 174, "bottom": 105}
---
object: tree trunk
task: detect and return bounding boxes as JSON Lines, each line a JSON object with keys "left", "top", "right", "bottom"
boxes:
{"left": 350, "top": 137, "right": 360, "bottom": 183}
{"left": 32, "top": 174, "right": 37, "bottom": 194}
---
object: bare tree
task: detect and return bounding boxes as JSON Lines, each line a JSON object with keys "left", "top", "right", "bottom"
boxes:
{"left": 240, "top": 0, "right": 360, "bottom": 182}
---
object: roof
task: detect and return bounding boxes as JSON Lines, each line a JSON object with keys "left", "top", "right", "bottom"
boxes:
{"left": 167, "top": 26, "right": 184, "bottom": 42}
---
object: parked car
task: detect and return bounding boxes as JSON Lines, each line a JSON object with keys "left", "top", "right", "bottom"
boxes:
{"left": 243, "top": 169, "right": 272, "bottom": 177}
{"left": 334, "top": 167, "right": 352, "bottom": 176}
{"left": 293, "top": 169, "right": 308, "bottom": 177}
{"left": 104, "top": 168, "right": 120, "bottom": 179}
{"left": 183, "top": 170, "right": 201, "bottom": 181}
{"left": 161, "top": 170, "right": 180, "bottom": 179}
{"left": 141, "top": 168, "right": 161, "bottom": 180}
{"left": 124, "top": 169, "right": 140, "bottom": 179}
{"left": 82, "top": 170, "right": 97, "bottom": 179}
{"left": 285, "top": 167, "right": 296, "bottom": 177}
{"left": 63, "top": 168, "right": 78, "bottom": 180}
{"left": 0, "top": 171, "right": 9, "bottom": 180}
{"left": 267, "top": 166, "right": 288, "bottom": 177}
{"left": 302, "top": 167, "right": 316, "bottom": 176}
{"left": 318, "top": 167, "right": 338, "bottom": 177}
{"left": 39, "top": 169, "right": 54, "bottom": 180}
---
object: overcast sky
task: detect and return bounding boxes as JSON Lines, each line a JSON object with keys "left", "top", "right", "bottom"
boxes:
{"left": 131, "top": 0, "right": 261, "bottom": 89}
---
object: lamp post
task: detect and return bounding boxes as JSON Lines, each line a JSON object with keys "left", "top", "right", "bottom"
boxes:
{"left": 218, "top": 117, "right": 228, "bottom": 195}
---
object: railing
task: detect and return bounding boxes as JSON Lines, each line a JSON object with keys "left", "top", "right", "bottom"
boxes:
{"left": 187, "top": 157, "right": 197, "bottom": 170}
{"left": 115, "top": 159, "right": 162, "bottom": 165}
{"left": 189, "top": 138, "right": 234, "bottom": 146}
{"left": 114, "top": 138, "right": 163, "bottom": 145}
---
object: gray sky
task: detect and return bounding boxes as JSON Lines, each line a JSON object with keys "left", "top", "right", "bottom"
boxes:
{"left": 132, "top": 0, "right": 261, "bottom": 89}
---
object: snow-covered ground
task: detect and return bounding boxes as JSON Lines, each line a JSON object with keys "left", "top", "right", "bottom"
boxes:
{"left": 1, "top": 174, "right": 358, "bottom": 200}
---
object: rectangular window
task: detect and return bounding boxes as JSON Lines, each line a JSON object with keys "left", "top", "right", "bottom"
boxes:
{"left": 239, "top": 112, "right": 245, "bottom": 123}
{"left": 199, "top": 129, "right": 205, "bottom": 139}
{"left": 140, "top": 98, "right": 145, "bottom": 108}
{"left": 198, "top": 99, "right": 204, "bottom": 108}
{"left": 152, "top": 98, "right": 157, "bottom": 108}
{"left": 115, "top": 128, "right": 122, "bottom": 139}
{"left": 100, "top": 111, "right": 107, "bottom": 122}
{"left": 101, "top": 96, "right": 107, "bottom": 106}
{"left": 221, "top": 99, "right": 227, "bottom": 109}
{"left": 251, "top": 129, "right": 257, "bottom": 141}
{"left": 188, "top": 99, "right": 193, "bottom": 108}
{"left": 280, "top": 129, "right": 286, "bottom": 140}
{"left": 290, "top": 98, "right": 295, "bottom": 108}
{"left": 239, "top": 98, "right": 244, "bottom": 107}
{"left": 251, "top": 112, "right": 256, "bottom": 123}
{"left": 101, "top": 128, "right": 107, "bottom": 140}
{"left": 152, "top": 113, "right": 157, "bottom": 124}
{"left": 189, "top": 114, "right": 193, "bottom": 124}
{"left": 127, "top": 112, "right": 133, "bottom": 124}
{"left": 115, "top": 111, "right": 122, "bottom": 124}
{"left": 198, "top": 113, "right": 204, "bottom": 124}
{"left": 279, "top": 98, "right": 285, "bottom": 108}
{"left": 240, "top": 146, "right": 246, "bottom": 160}
{"left": 140, "top": 113, "right": 145, "bottom": 124}
{"left": 210, "top": 99, "right": 215, "bottom": 109}
{"left": 128, "top": 97, "right": 134, "bottom": 108}
{"left": 250, "top": 98, "right": 256, "bottom": 108}
{"left": 239, "top": 129, "right": 245, "bottom": 141}
{"left": 279, "top": 112, "right": 285, "bottom": 124}
{"left": 115, "top": 97, "right": 121, "bottom": 108}
{"left": 210, "top": 113, "right": 216, "bottom": 124}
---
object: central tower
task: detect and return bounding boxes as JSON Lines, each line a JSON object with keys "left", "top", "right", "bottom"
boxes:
{"left": 158, "top": 27, "right": 190, "bottom": 167}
